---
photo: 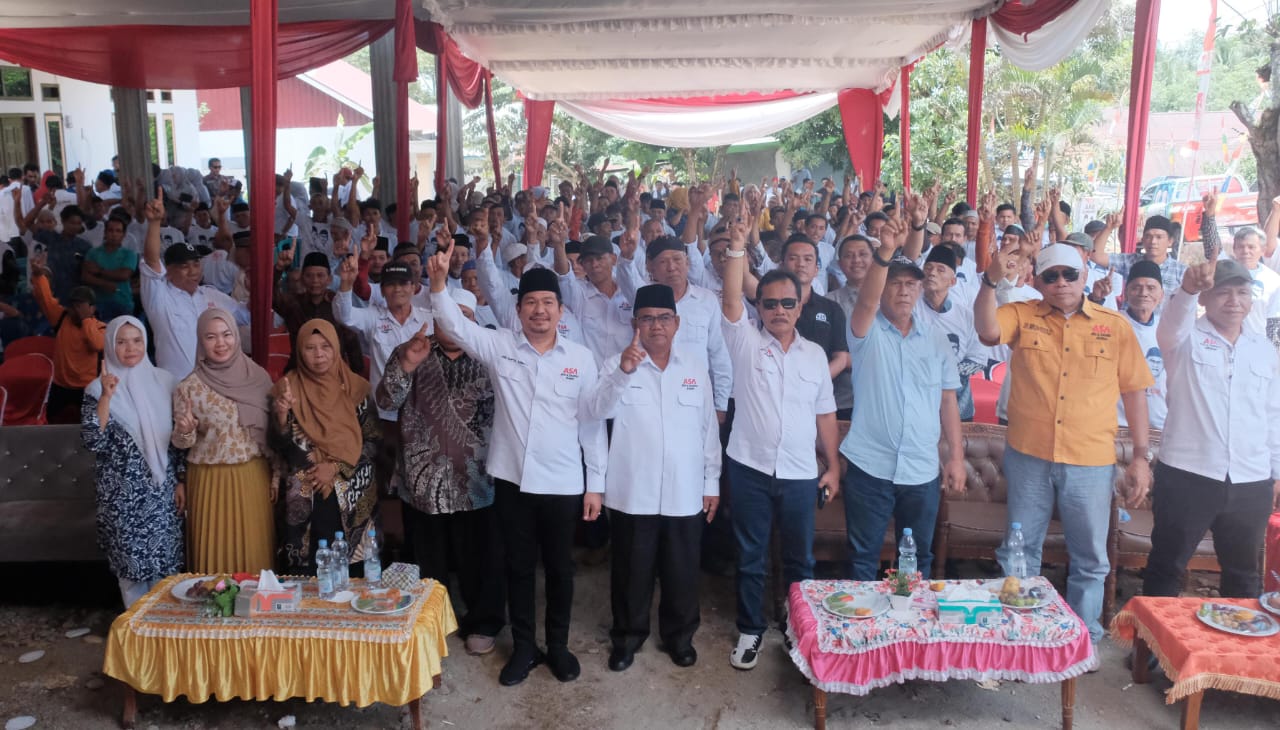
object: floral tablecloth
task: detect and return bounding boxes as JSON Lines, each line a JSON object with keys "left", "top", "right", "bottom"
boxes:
{"left": 1110, "top": 596, "right": 1280, "bottom": 704}
{"left": 103, "top": 575, "right": 457, "bottom": 707}
{"left": 787, "top": 579, "right": 1097, "bottom": 695}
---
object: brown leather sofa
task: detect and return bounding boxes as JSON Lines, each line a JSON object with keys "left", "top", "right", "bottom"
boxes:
{"left": 0, "top": 424, "right": 102, "bottom": 562}
{"left": 811, "top": 423, "right": 1217, "bottom": 624}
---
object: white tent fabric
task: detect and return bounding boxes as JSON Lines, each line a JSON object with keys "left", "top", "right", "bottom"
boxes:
{"left": 991, "top": 0, "right": 1111, "bottom": 72}
{"left": 0, "top": 0, "right": 392, "bottom": 28}
{"left": 557, "top": 93, "right": 840, "bottom": 147}
{"left": 422, "top": 0, "right": 992, "bottom": 100}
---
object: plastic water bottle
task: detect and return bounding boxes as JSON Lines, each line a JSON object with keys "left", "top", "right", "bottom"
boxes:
{"left": 1008, "top": 522, "right": 1028, "bottom": 579}
{"left": 332, "top": 531, "right": 351, "bottom": 590}
{"left": 316, "top": 539, "right": 335, "bottom": 599}
{"left": 363, "top": 528, "right": 382, "bottom": 587}
{"left": 898, "top": 528, "right": 918, "bottom": 578}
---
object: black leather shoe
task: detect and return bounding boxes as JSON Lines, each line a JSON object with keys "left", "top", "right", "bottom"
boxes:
{"left": 668, "top": 646, "right": 697, "bottom": 667}
{"left": 499, "top": 647, "right": 545, "bottom": 687}
{"left": 607, "top": 647, "right": 634, "bottom": 672}
{"left": 546, "top": 646, "right": 581, "bottom": 682}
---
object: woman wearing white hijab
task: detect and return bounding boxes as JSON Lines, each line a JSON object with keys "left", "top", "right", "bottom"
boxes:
{"left": 81, "top": 316, "right": 185, "bottom": 608}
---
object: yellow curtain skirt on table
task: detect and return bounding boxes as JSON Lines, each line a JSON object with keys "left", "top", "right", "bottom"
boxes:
{"left": 186, "top": 458, "right": 275, "bottom": 574}
{"left": 102, "top": 580, "right": 457, "bottom": 707}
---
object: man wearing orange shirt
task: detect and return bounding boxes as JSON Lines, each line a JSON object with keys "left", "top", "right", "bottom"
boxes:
{"left": 29, "top": 252, "right": 105, "bottom": 423}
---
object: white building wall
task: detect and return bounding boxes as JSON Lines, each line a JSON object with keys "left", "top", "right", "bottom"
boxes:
{"left": 198, "top": 127, "right": 379, "bottom": 188}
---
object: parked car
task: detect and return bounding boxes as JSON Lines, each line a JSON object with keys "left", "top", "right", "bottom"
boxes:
{"left": 1140, "top": 174, "right": 1258, "bottom": 242}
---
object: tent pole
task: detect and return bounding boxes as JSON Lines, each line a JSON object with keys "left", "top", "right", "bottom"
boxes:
{"left": 1122, "top": 0, "right": 1162, "bottom": 254}
{"left": 109, "top": 87, "right": 154, "bottom": 197}
{"left": 965, "top": 18, "right": 986, "bottom": 206}
{"left": 900, "top": 66, "right": 912, "bottom": 191}
{"left": 370, "top": 33, "right": 399, "bottom": 227}
{"left": 248, "top": 0, "right": 278, "bottom": 366}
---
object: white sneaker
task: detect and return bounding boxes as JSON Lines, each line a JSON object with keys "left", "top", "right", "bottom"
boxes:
{"left": 730, "top": 633, "right": 762, "bottom": 670}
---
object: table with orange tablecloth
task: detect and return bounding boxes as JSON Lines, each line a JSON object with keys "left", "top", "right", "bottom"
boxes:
{"left": 103, "top": 575, "right": 457, "bottom": 729}
{"left": 1110, "top": 596, "right": 1280, "bottom": 730}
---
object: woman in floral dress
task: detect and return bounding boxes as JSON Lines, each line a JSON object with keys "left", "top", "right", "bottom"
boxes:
{"left": 81, "top": 316, "right": 184, "bottom": 607}
{"left": 271, "top": 319, "right": 380, "bottom": 575}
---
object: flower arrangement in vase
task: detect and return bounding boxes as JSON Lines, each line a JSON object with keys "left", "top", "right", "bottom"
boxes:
{"left": 884, "top": 568, "right": 922, "bottom": 612}
{"left": 206, "top": 579, "right": 240, "bottom": 618}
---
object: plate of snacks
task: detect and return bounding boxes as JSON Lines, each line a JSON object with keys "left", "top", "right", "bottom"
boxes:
{"left": 995, "top": 577, "right": 1052, "bottom": 611}
{"left": 1259, "top": 592, "right": 1280, "bottom": 618}
{"left": 1196, "top": 603, "right": 1279, "bottom": 637}
{"left": 172, "top": 576, "right": 217, "bottom": 603}
{"left": 352, "top": 588, "right": 413, "bottom": 615}
{"left": 821, "top": 590, "right": 890, "bottom": 619}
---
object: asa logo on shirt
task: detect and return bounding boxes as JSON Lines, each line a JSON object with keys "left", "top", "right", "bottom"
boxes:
{"left": 682, "top": 377, "right": 699, "bottom": 390}
{"left": 1091, "top": 324, "right": 1112, "bottom": 337}
{"left": 561, "top": 367, "right": 579, "bottom": 381}
{"left": 814, "top": 312, "right": 828, "bottom": 323}
{"left": 1200, "top": 337, "right": 1221, "bottom": 351}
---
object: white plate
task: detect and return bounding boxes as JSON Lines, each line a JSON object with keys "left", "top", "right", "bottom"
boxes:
{"left": 1196, "top": 603, "right": 1280, "bottom": 637}
{"left": 820, "top": 591, "right": 890, "bottom": 619}
{"left": 1259, "top": 592, "right": 1280, "bottom": 618}
{"left": 351, "top": 589, "right": 413, "bottom": 615}
{"left": 999, "top": 593, "right": 1053, "bottom": 611}
{"left": 171, "top": 576, "right": 214, "bottom": 603}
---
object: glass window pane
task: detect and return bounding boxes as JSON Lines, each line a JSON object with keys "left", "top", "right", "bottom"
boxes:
{"left": 46, "top": 117, "right": 63, "bottom": 175}
{"left": 164, "top": 115, "right": 176, "bottom": 167}
{"left": 2, "top": 68, "right": 32, "bottom": 98}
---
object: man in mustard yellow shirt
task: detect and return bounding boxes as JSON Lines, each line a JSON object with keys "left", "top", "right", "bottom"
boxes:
{"left": 975, "top": 243, "right": 1153, "bottom": 641}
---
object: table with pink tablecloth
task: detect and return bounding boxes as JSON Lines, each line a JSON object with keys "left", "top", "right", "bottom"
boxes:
{"left": 786, "top": 579, "right": 1097, "bottom": 730}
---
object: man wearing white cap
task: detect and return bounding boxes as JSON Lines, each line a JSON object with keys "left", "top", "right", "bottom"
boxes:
{"left": 500, "top": 242, "right": 529, "bottom": 295}
{"left": 975, "top": 242, "right": 1154, "bottom": 641}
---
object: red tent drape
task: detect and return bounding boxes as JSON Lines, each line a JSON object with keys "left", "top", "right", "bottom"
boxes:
{"left": 0, "top": 20, "right": 389, "bottom": 89}
{"left": 485, "top": 75, "right": 503, "bottom": 184}
{"left": 837, "top": 89, "right": 883, "bottom": 187}
{"left": 393, "top": 0, "right": 416, "bottom": 238}
{"left": 1123, "top": 0, "right": 1161, "bottom": 253}
{"left": 900, "top": 66, "right": 912, "bottom": 191}
{"left": 992, "top": 0, "right": 1079, "bottom": 37}
{"left": 415, "top": 20, "right": 485, "bottom": 109}
{"left": 435, "top": 53, "right": 449, "bottom": 195}
{"left": 249, "top": 0, "right": 279, "bottom": 366}
{"left": 966, "top": 18, "right": 987, "bottom": 206}
{"left": 523, "top": 99, "right": 555, "bottom": 190}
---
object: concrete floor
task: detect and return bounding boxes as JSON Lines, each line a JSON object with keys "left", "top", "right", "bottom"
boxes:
{"left": 0, "top": 558, "right": 1276, "bottom": 729}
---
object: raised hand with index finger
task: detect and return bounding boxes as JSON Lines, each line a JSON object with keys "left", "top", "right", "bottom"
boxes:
{"left": 426, "top": 235, "right": 454, "bottom": 292}
{"left": 619, "top": 329, "right": 646, "bottom": 374}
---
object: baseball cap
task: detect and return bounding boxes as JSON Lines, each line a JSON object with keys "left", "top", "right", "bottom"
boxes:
{"left": 1062, "top": 232, "right": 1095, "bottom": 252}
{"left": 925, "top": 221, "right": 942, "bottom": 236}
{"left": 1035, "top": 243, "right": 1081, "bottom": 273}
{"left": 379, "top": 263, "right": 413, "bottom": 285}
{"left": 163, "top": 241, "right": 213, "bottom": 266}
{"left": 1213, "top": 259, "right": 1252, "bottom": 288}
{"left": 887, "top": 254, "right": 924, "bottom": 280}
{"left": 1083, "top": 220, "right": 1107, "bottom": 236}
{"left": 579, "top": 235, "right": 614, "bottom": 258}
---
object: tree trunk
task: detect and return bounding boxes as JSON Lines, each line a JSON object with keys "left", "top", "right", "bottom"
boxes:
{"left": 681, "top": 149, "right": 698, "bottom": 184}
{"left": 1010, "top": 137, "right": 1022, "bottom": 204}
{"left": 1233, "top": 28, "right": 1280, "bottom": 219}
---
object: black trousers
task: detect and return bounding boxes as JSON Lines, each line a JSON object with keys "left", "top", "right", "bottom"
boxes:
{"left": 609, "top": 509, "right": 703, "bottom": 653}
{"left": 1143, "top": 462, "right": 1273, "bottom": 598}
{"left": 494, "top": 479, "right": 579, "bottom": 650}
{"left": 402, "top": 502, "right": 506, "bottom": 637}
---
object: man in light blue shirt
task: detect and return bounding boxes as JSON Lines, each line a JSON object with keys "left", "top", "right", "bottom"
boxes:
{"left": 841, "top": 201, "right": 967, "bottom": 581}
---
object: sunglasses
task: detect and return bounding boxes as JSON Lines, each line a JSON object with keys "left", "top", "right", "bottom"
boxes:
{"left": 1039, "top": 268, "right": 1080, "bottom": 284}
{"left": 761, "top": 297, "right": 799, "bottom": 310}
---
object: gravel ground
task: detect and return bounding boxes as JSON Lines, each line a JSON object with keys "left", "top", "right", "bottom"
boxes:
{"left": 0, "top": 560, "right": 1275, "bottom": 730}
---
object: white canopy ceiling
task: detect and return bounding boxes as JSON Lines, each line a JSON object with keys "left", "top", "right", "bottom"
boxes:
{"left": 0, "top": 0, "right": 393, "bottom": 28}
{"left": 422, "top": 0, "right": 997, "bottom": 100}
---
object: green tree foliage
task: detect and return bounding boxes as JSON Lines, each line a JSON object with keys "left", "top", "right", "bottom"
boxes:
{"left": 345, "top": 47, "right": 438, "bottom": 107}
{"left": 303, "top": 115, "right": 374, "bottom": 194}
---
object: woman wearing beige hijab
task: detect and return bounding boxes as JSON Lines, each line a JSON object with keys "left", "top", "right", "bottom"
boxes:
{"left": 172, "top": 308, "right": 276, "bottom": 573}
{"left": 271, "top": 319, "right": 380, "bottom": 575}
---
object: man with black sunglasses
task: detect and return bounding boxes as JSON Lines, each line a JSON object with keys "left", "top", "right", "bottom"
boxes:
{"left": 719, "top": 221, "right": 839, "bottom": 671}
{"left": 975, "top": 242, "right": 1154, "bottom": 643}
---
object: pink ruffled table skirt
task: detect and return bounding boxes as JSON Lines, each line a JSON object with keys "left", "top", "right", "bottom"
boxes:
{"left": 786, "top": 579, "right": 1097, "bottom": 729}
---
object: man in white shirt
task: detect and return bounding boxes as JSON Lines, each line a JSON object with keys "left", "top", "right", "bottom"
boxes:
{"left": 427, "top": 240, "right": 608, "bottom": 688}
{"left": 138, "top": 193, "right": 248, "bottom": 378}
{"left": 1144, "top": 259, "right": 1280, "bottom": 598}
{"left": 719, "top": 222, "right": 839, "bottom": 671}
{"left": 1117, "top": 261, "right": 1167, "bottom": 430}
{"left": 188, "top": 202, "right": 218, "bottom": 250}
{"left": 915, "top": 245, "right": 985, "bottom": 421}
{"left": 585, "top": 284, "right": 720, "bottom": 672}
{"left": 552, "top": 234, "right": 633, "bottom": 364}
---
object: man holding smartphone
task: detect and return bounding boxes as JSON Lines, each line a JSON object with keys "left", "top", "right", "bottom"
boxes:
{"left": 719, "top": 220, "right": 839, "bottom": 671}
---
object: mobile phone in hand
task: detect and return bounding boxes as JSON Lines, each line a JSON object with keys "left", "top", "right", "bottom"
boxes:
{"left": 817, "top": 485, "right": 830, "bottom": 510}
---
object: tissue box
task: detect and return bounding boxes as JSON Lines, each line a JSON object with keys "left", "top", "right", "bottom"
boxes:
{"left": 234, "top": 582, "right": 302, "bottom": 616}
{"left": 381, "top": 562, "right": 420, "bottom": 592}
{"left": 937, "top": 593, "right": 1002, "bottom": 625}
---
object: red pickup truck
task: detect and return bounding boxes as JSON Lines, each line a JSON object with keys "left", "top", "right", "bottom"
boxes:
{"left": 1139, "top": 174, "right": 1259, "bottom": 242}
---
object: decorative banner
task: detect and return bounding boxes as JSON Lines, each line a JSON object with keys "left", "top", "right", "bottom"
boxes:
{"left": 1185, "top": 0, "right": 1218, "bottom": 186}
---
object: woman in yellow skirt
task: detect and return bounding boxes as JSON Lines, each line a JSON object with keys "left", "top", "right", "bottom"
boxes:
{"left": 172, "top": 308, "right": 276, "bottom": 573}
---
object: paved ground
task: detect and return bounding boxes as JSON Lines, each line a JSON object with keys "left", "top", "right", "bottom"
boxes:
{"left": 0, "top": 559, "right": 1275, "bottom": 729}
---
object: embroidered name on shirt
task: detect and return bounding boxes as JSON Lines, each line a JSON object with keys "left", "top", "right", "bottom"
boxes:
{"left": 1091, "top": 325, "right": 1112, "bottom": 337}
{"left": 1022, "top": 323, "right": 1052, "bottom": 334}
{"left": 1200, "top": 337, "right": 1221, "bottom": 351}
{"left": 814, "top": 312, "right": 828, "bottom": 323}
{"left": 682, "top": 378, "right": 699, "bottom": 390}
{"left": 561, "top": 367, "right": 579, "bottom": 381}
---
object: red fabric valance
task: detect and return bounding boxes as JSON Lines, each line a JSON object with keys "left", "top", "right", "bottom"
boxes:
{"left": 992, "top": 0, "right": 1078, "bottom": 39}
{"left": 837, "top": 89, "right": 883, "bottom": 187}
{"left": 415, "top": 20, "right": 486, "bottom": 109}
{"left": 0, "top": 20, "right": 390, "bottom": 89}
{"left": 523, "top": 99, "right": 555, "bottom": 190}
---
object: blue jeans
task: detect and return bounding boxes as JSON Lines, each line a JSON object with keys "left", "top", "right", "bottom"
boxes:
{"left": 996, "top": 447, "right": 1114, "bottom": 641}
{"left": 727, "top": 458, "right": 816, "bottom": 636}
{"left": 842, "top": 459, "right": 940, "bottom": 581}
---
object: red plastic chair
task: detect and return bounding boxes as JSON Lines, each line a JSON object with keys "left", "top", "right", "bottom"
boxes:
{"left": 4, "top": 336, "right": 56, "bottom": 360}
{"left": 269, "top": 332, "right": 292, "bottom": 355}
{"left": 969, "top": 374, "right": 1001, "bottom": 425}
{"left": 0, "top": 353, "right": 54, "bottom": 425}
{"left": 267, "top": 353, "right": 291, "bottom": 382}
{"left": 988, "top": 361, "right": 1008, "bottom": 385}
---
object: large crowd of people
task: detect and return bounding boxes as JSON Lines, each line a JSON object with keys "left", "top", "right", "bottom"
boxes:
{"left": 0, "top": 156, "right": 1277, "bottom": 686}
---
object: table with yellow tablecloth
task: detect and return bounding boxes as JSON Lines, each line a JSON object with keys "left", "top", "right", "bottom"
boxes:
{"left": 103, "top": 575, "right": 456, "bottom": 728}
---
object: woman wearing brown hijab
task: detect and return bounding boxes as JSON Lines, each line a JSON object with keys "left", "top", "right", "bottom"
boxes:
{"left": 271, "top": 319, "right": 381, "bottom": 576}
{"left": 172, "top": 308, "right": 276, "bottom": 573}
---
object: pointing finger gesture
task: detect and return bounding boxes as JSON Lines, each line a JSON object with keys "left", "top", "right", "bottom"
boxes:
{"left": 619, "top": 329, "right": 646, "bottom": 374}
